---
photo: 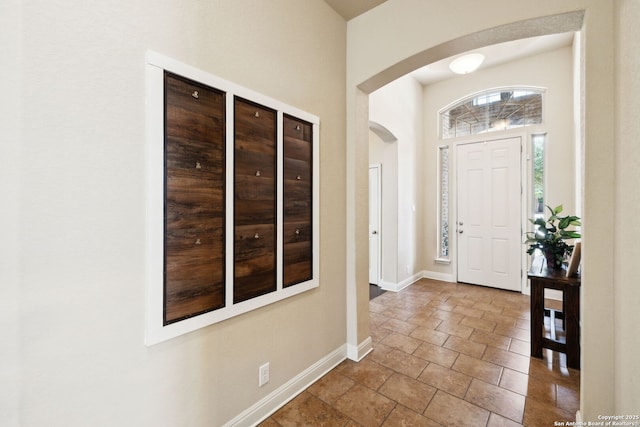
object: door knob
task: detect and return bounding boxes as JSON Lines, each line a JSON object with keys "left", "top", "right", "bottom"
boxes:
{"left": 459, "top": 229, "right": 464, "bottom": 234}
{"left": 459, "top": 221, "right": 464, "bottom": 226}
{"left": 372, "top": 230, "right": 378, "bottom": 235}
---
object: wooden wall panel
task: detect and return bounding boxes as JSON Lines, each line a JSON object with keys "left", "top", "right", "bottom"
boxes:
{"left": 164, "top": 72, "right": 225, "bottom": 324}
{"left": 234, "top": 97, "right": 277, "bottom": 303}
{"left": 282, "top": 114, "right": 313, "bottom": 287}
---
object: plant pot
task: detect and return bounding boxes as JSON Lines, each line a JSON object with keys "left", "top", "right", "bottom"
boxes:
{"left": 544, "top": 251, "right": 560, "bottom": 270}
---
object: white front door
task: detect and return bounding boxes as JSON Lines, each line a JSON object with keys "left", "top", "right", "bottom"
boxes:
{"left": 457, "top": 138, "right": 521, "bottom": 291}
{"left": 369, "top": 165, "right": 381, "bottom": 285}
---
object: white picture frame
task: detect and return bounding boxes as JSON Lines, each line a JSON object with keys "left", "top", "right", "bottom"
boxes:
{"left": 566, "top": 241, "right": 581, "bottom": 277}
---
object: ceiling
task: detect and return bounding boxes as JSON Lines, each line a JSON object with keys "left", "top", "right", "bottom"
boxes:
{"left": 411, "top": 32, "right": 575, "bottom": 86}
{"left": 324, "top": 0, "right": 387, "bottom": 21}
{"left": 323, "top": 1, "right": 575, "bottom": 87}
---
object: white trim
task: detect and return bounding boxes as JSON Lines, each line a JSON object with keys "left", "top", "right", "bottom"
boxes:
{"left": 380, "top": 271, "right": 455, "bottom": 293}
{"left": 421, "top": 270, "right": 455, "bottom": 283}
{"left": 223, "top": 345, "right": 347, "bottom": 427}
{"left": 145, "top": 51, "right": 320, "bottom": 345}
{"left": 347, "top": 336, "right": 373, "bottom": 362}
{"left": 379, "top": 272, "right": 421, "bottom": 292}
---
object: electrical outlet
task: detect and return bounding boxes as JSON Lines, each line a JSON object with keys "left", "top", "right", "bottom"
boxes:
{"left": 259, "top": 362, "right": 270, "bottom": 387}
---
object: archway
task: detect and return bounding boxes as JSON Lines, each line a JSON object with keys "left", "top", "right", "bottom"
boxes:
{"left": 346, "top": 9, "right": 584, "bottom": 359}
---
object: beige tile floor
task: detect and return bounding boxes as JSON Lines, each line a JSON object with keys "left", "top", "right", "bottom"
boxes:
{"left": 259, "top": 279, "right": 580, "bottom": 426}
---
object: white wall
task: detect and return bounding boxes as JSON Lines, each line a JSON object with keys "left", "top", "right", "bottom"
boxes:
{"left": 3, "top": 1, "right": 347, "bottom": 426}
{"left": 422, "top": 46, "right": 576, "bottom": 280}
{"left": 369, "top": 75, "right": 424, "bottom": 287}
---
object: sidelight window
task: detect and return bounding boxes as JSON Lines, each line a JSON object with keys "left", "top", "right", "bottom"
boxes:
{"left": 437, "top": 145, "right": 450, "bottom": 261}
{"left": 532, "top": 133, "right": 546, "bottom": 216}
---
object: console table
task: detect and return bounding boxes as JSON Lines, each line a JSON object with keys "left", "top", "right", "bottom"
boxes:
{"left": 528, "top": 257, "right": 581, "bottom": 369}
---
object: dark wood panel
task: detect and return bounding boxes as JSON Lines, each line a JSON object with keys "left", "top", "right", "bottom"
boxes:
{"left": 234, "top": 97, "right": 277, "bottom": 303}
{"left": 166, "top": 108, "right": 224, "bottom": 144}
{"left": 234, "top": 175, "right": 276, "bottom": 201}
{"left": 283, "top": 157, "right": 311, "bottom": 183}
{"left": 234, "top": 199, "right": 276, "bottom": 225}
{"left": 165, "top": 178, "right": 224, "bottom": 216}
{"left": 283, "top": 136, "right": 312, "bottom": 163}
{"left": 164, "top": 71, "right": 226, "bottom": 325}
{"left": 283, "top": 224, "right": 311, "bottom": 287}
{"left": 165, "top": 246, "right": 224, "bottom": 293}
{"left": 283, "top": 114, "right": 312, "bottom": 142}
{"left": 283, "top": 241, "right": 312, "bottom": 287}
{"left": 165, "top": 74, "right": 225, "bottom": 143}
{"left": 235, "top": 150, "right": 276, "bottom": 178}
{"left": 234, "top": 98, "right": 276, "bottom": 149}
{"left": 284, "top": 179, "right": 312, "bottom": 223}
{"left": 166, "top": 136, "right": 225, "bottom": 178}
{"left": 233, "top": 271, "right": 277, "bottom": 303}
{"left": 283, "top": 114, "right": 313, "bottom": 287}
{"left": 283, "top": 222, "right": 311, "bottom": 244}
{"left": 165, "top": 218, "right": 224, "bottom": 249}
{"left": 283, "top": 261, "right": 313, "bottom": 288}
{"left": 283, "top": 241, "right": 312, "bottom": 264}
{"left": 234, "top": 224, "right": 276, "bottom": 261}
{"left": 234, "top": 224, "right": 276, "bottom": 303}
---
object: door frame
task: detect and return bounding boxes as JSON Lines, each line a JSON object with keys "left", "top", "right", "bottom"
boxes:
{"left": 368, "top": 164, "right": 382, "bottom": 286}
{"left": 450, "top": 132, "right": 529, "bottom": 294}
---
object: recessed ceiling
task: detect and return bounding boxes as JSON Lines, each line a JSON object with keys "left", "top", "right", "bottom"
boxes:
{"left": 411, "top": 32, "right": 575, "bottom": 86}
{"left": 324, "top": 0, "right": 387, "bottom": 20}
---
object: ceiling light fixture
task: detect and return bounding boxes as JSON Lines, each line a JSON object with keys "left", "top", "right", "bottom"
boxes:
{"left": 449, "top": 53, "right": 485, "bottom": 75}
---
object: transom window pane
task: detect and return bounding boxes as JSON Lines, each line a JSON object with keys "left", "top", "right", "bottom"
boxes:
{"left": 440, "top": 88, "right": 544, "bottom": 139}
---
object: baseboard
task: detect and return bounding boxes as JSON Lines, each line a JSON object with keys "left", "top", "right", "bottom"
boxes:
{"left": 380, "top": 271, "right": 454, "bottom": 292}
{"left": 378, "top": 280, "right": 398, "bottom": 291}
{"left": 224, "top": 344, "right": 347, "bottom": 427}
{"left": 347, "top": 336, "right": 373, "bottom": 361}
{"left": 421, "top": 270, "right": 455, "bottom": 283}
{"left": 379, "top": 272, "right": 423, "bottom": 292}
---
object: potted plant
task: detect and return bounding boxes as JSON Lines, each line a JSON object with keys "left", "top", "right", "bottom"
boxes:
{"left": 525, "top": 204, "right": 581, "bottom": 269}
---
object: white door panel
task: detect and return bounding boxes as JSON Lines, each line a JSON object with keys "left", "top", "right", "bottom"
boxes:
{"left": 369, "top": 165, "right": 381, "bottom": 285}
{"left": 457, "top": 138, "right": 521, "bottom": 291}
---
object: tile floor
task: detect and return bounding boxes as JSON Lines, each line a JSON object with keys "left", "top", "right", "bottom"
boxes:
{"left": 259, "top": 279, "right": 580, "bottom": 427}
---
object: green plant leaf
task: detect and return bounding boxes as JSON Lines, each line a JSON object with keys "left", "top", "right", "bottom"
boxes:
{"left": 561, "top": 231, "right": 582, "bottom": 239}
{"left": 558, "top": 217, "right": 569, "bottom": 229}
{"left": 533, "top": 218, "right": 546, "bottom": 227}
{"left": 546, "top": 205, "right": 555, "bottom": 217}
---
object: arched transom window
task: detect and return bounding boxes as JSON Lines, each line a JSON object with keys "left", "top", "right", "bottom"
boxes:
{"left": 440, "top": 88, "right": 544, "bottom": 139}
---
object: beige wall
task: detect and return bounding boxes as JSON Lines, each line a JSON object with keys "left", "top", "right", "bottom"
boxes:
{"left": 3, "top": 1, "right": 346, "bottom": 425}
{"left": 346, "top": 0, "right": 636, "bottom": 421}
{"left": 614, "top": 0, "right": 640, "bottom": 414}
{"left": 3, "top": 0, "right": 638, "bottom": 424}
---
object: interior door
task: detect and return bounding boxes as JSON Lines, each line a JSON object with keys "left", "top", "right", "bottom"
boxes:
{"left": 457, "top": 137, "right": 521, "bottom": 291}
{"left": 369, "top": 165, "right": 381, "bottom": 285}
